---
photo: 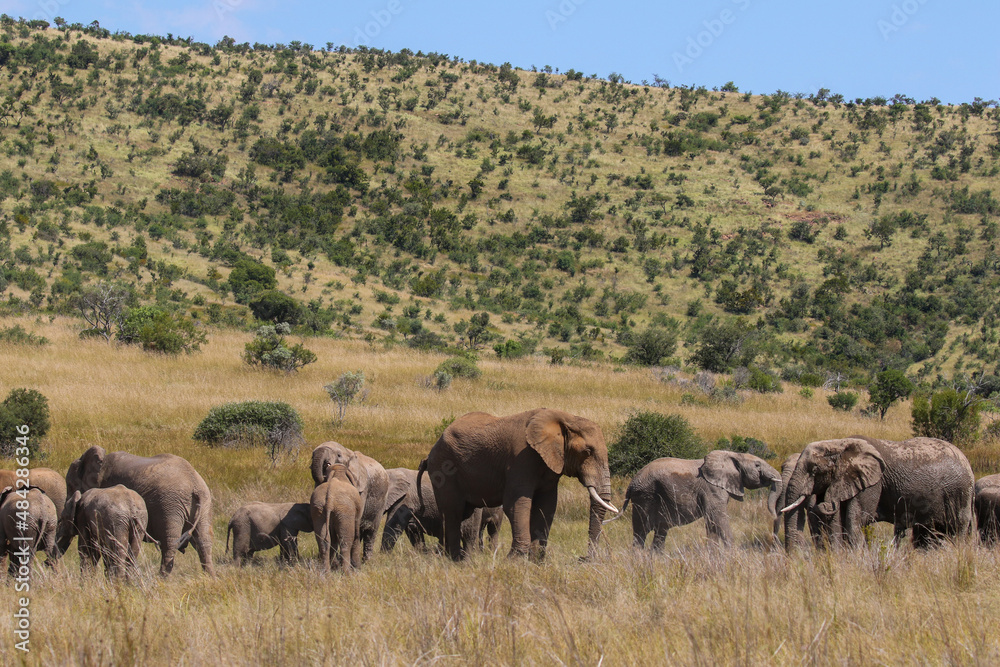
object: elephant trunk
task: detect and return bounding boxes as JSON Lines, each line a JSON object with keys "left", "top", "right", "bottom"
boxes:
{"left": 766, "top": 476, "right": 782, "bottom": 519}
{"left": 783, "top": 470, "right": 813, "bottom": 551}
{"left": 55, "top": 520, "right": 75, "bottom": 556}
{"left": 586, "top": 479, "right": 614, "bottom": 558}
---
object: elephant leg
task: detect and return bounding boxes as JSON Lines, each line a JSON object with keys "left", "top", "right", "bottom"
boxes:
{"left": 359, "top": 521, "right": 376, "bottom": 563}
{"left": 79, "top": 542, "right": 100, "bottom": 575}
{"left": 704, "top": 509, "right": 733, "bottom": 547}
{"left": 460, "top": 516, "right": 480, "bottom": 553}
{"left": 631, "top": 505, "right": 650, "bottom": 549}
{"left": 529, "top": 487, "right": 558, "bottom": 561}
{"left": 158, "top": 525, "right": 182, "bottom": 576}
{"left": 350, "top": 523, "right": 362, "bottom": 569}
{"left": 441, "top": 503, "right": 468, "bottom": 561}
{"left": 503, "top": 489, "right": 533, "bottom": 558}
{"left": 650, "top": 524, "right": 669, "bottom": 551}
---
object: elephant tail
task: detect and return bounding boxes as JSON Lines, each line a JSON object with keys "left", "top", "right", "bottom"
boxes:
{"left": 178, "top": 492, "right": 208, "bottom": 554}
{"left": 415, "top": 458, "right": 428, "bottom": 514}
{"left": 225, "top": 521, "right": 232, "bottom": 555}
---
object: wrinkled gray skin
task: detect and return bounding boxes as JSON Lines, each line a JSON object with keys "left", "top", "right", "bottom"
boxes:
{"left": 0, "top": 468, "right": 67, "bottom": 516}
{"left": 56, "top": 485, "right": 155, "bottom": 578}
{"left": 226, "top": 502, "right": 313, "bottom": 565}
{"left": 975, "top": 474, "right": 1000, "bottom": 544}
{"left": 310, "top": 442, "right": 389, "bottom": 563}
{"left": 65, "top": 446, "right": 215, "bottom": 576}
{"left": 419, "top": 408, "right": 618, "bottom": 560}
{"left": 623, "top": 451, "right": 782, "bottom": 549}
{"left": 771, "top": 453, "right": 855, "bottom": 548}
{"left": 783, "top": 437, "right": 974, "bottom": 551}
{"left": 310, "top": 464, "right": 363, "bottom": 572}
{"left": 381, "top": 468, "right": 504, "bottom": 553}
{"left": 0, "top": 486, "right": 58, "bottom": 573}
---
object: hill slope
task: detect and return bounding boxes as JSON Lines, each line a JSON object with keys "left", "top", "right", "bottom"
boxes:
{"left": 1, "top": 18, "right": 999, "bottom": 382}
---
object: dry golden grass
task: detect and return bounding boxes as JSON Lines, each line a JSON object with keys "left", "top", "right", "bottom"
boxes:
{"left": 0, "top": 318, "right": 998, "bottom": 665}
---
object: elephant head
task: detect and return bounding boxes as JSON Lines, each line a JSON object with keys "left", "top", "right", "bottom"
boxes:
{"left": 782, "top": 438, "right": 885, "bottom": 549}
{"left": 311, "top": 442, "right": 367, "bottom": 495}
{"left": 699, "top": 450, "right": 783, "bottom": 516}
{"left": 525, "top": 409, "right": 618, "bottom": 551}
{"left": 56, "top": 490, "right": 83, "bottom": 555}
{"left": 65, "top": 446, "right": 106, "bottom": 495}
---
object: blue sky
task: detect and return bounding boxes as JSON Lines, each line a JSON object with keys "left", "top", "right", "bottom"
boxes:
{"left": 7, "top": 0, "right": 997, "bottom": 103}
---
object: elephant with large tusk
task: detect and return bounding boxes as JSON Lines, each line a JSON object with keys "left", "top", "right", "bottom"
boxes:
{"left": 418, "top": 408, "right": 617, "bottom": 561}
{"left": 782, "top": 436, "right": 974, "bottom": 551}
{"left": 622, "top": 450, "right": 781, "bottom": 549}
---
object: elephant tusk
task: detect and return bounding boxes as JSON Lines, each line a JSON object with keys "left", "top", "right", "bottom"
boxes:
{"left": 780, "top": 495, "right": 807, "bottom": 514}
{"left": 589, "top": 487, "right": 619, "bottom": 514}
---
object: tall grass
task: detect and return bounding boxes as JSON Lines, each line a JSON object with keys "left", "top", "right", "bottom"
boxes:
{"left": 0, "top": 318, "right": 998, "bottom": 664}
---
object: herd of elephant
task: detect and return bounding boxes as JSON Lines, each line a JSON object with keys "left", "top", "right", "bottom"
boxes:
{"left": 2, "top": 408, "right": 1000, "bottom": 578}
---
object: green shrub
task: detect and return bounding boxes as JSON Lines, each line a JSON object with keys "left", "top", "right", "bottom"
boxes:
{"left": 746, "top": 367, "right": 783, "bottom": 394}
{"left": 249, "top": 290, "right": 301, "bottom": 324}
{"left": 715, "top": 434, "right": 776, "bottom": 459}
{"left": 911, "top": 389, "right": 981, "bottom": 445}
{"left": 609, "top": 411, "right": 706, "bottom": 476}
{"left": 867, "top": 369, "right": 914, "bottom": 419}
{"left": 827, "top": 391, "right": 859, "bottom": 412}
{"left": 625, "top": 324, "right": 679, "bottom": 366}
{"left": 119, "top": 306, "right": 206, "bottom": 354}
{"left": 436, "top": 356, "right": 481, "bottom": 380}
{"left": 799, "top": 387, "right": 814, "bottom": 399}
{"left": 799, "top": 372, "right": 824, "bottom": 387}
{"left": 243, "top": 323, "right": 316, "bottom": 372}
{"left": 193, "top": 401, "right": 303, "bottom": 460}
{"left": 0, "top": 388, "right": 50, "bottom": 457}
{"left": 0, "top": 325, "right": 48, "bottom": 346}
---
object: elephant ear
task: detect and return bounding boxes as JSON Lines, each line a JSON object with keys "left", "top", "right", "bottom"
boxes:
{"left": 345, "top": 452, "right": 369, "bottom": 496}
{"left": 61, "top": 490, "right": 82, "bottom": 524}
{"left": 384, "top": 471, "right": 413, "bottom": 515}
{"left": 526, "top": 409, "right": 565, "bottom": 475}
{"left": 826, "top": 438, "right": 885, "bottom": 504}
{"left": 78, "top": 446, "right": 106, "bottom": 490}
{"left": 699, "top": 450, "right": 744, "bottom": 500}
{"left": 0, "top": 486, "right": 14, "bottom": 507}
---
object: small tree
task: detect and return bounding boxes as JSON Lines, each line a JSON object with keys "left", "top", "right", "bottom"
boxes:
{"left": 867, "top": 369, "right": 914, "bottom": 419}
{"left": 690, "top": 317, "right": 761, "bottom": 373}
{"left": 74, "top": 281, "right": 135, "bottom": 341}
{"left": 243, "top": 323, "right": 316, "bottom": 373}
{"left": 911, "top": 388, "right": 982, "bottom": 445}
{"left": 0, "top": 389, "right": 50, "bottom": 457}
{"left": 608, "top": 411, "right": 706, "bottom": 476}
{"left": 625, "top": 324, "right": 679, "bottom": 366}
{"left": 325, "top": 371, "right": 368, "bottom": 424}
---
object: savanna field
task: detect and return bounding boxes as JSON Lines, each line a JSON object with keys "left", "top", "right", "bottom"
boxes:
{"left": 0, "top": 317, "right": 999, "bottom": 666}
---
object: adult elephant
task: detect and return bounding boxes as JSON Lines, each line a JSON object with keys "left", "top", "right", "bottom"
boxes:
{"left": 381, "top": 468, "right": 503, "bottom": 553}
{"left": 782, "top": 436, "right": 974, "bottom": 550}
{"left": 0, "top": 468, "right": 67, "bottom": 516}
{"left": 623, "top": 450, "right": 781, "bottom": 549}
{"left": 974, "top": 474, "right": 1000, "bottom": 544}
{"left": 770, "top": 453, "right": 848, "bottom": 547}
{"left": 310, "top": 442, "right": 388, "bottom": 562}
{"left": 65, "top": 446, "right": 215, "bottom": 576}
{"left": 418, "top": 408, "right": 618, "bottom": 560}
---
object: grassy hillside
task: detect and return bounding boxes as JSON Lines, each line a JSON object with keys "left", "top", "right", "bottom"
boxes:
{"left": 0, "top": 18, "right": 999, "bottom": 388}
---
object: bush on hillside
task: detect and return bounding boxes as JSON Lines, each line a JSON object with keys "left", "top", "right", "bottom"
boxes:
{"left": 609, "top": 411, "right": 706, "bottom": 476}
{"left": 911, "top": 389, "right": 982, "bottom": 445}
{"left": 0, "top": 389, "right": 50, "bottom": 457}
{"left": 243, "top": 323, "right": 316, "bottom": 373}
{"left": 435, "top": 356, "right": 481, "bottom": 380}
{"left": 827, "top": 391, "right": 859, "bottom": 412}
{"left": 193, "top": 400, "right": 304, "bottom": 461}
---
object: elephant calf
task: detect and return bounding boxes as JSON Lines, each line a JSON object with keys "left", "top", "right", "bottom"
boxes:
{"left": 227, "top": 502, "right": 313, "bottom": 565}
{"left": 381, "top": 468, "right": 503, "bottom": 553}
{"left": 624, "top": 450, "right": 781, "bottom": 549}
{"left": 975, "top": 474, "right": 1000, "bottom": 544}
{"left": 0, "top": 486, "right": 59, "bottom": 574}
{"left": 56, "top": 485, "right": 155, "bottom": 578}
{"left": 310, "top": 464, "right": 363, "bottom": 572}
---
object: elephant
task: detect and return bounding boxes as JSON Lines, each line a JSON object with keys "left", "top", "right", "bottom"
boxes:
{"left": 56, "top": 485, "right": 156, "bottom": 578}
{"left": 310, "top": 441, "right": 388, "bottom": 563}
{"left": 622, "top": 450, "right": 782, "bottom": 549}
{"left": 771, "top": 453, "right": 838, "bottom": 547}
{"left": 0, "top": 468, "right": 67, "bottom": 516}
{"left": 65, "top": 445, "right": 215, "bottom": 576}
{"left": 418, "top": 408, "right": 618, "bottom": 560}
{"left": 0, "top": 486, "right": 58, "bottom": 574}
{"left": 226, "top": 502, "right": 313, "bottom": 565}
{"left": 310, "top": 464, "right": 363, "bottom": 572}
{"left": 380, "top": 468, "right": 504, "bottom": 553}
{"left": 782, "top": 436, "right": 974, "bottom": 550}
{"left": 974, "top": 474, "right": 1000, "bottom": 544}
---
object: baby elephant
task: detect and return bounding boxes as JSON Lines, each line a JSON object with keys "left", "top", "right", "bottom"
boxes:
{"left": 56, "top": 486, "right": 156, "bottom": 578}
{"left": 624, "top": 450, "right": 782, "bottom": 549}
{"left": 975, "top": 474, "right": 1000, "bottom": 544}
{"left": 381, "top": 468, "right": 504, "bottom": 554}
{"left": 311, "top": 464, "right": 363, "bottom": 572}
{"left": 0, "top": 486, "right": 59, "bottom": 574}
{"left": 227, "top": 502, "right": 313, "bottom": 565}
